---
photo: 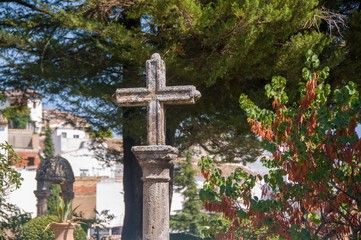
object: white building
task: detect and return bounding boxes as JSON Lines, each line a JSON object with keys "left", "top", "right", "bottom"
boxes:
{"left": 61, "top": 145, "right": 122, "bottom": 178}
{"left": 52, "top": 128, "right": 89, "bottom": 156}
{"left": 95, "top": 180, "right": 124, "bottom": 234}
{"left": 0, "top": 90, "right": 42, "bottom": 133}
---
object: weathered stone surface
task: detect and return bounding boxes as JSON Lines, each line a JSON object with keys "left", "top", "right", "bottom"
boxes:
{"left": 132, "top": 145, "right": 178, "bottom": 240}
{"left": 113, "top": 53, "right": 201, "bottom": 240}
{"left": 34, "top": 189, "right": 51, "bottom": 216}
{"left": 34, "top": 156, "right": 75, "bottom": 216}
{"left": 113, "top": 53, "right": 201, "bottom": 145}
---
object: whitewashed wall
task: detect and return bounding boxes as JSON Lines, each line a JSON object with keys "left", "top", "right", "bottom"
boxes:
{"left": 96, "top": 180, "right": 124, "bottom": 228}
{"left": 61, "top": 147, "right": 115, "bottom": 177}
{"left": 7, "top": 169, "right": 37, "bottom": 218}
{"left": 27, "top": 98, "right": 42, "bottom": 133}
{"left": 52, "top": 128, "right": 88, "bottom": 155}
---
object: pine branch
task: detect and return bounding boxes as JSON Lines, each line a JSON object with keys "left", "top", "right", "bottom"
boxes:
{"left": 0, "top": 0, "right": 50, "bottom": 15}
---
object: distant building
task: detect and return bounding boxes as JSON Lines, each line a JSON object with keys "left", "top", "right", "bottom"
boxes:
{"left": 52, "top": 128, "right": 89, "bottom": 156}
{"left": 0, "top": 90, "right": 42, "bottom": 167}
{"left": 2, "top": 97, "right": 125, "bottom": 237}
{"left": 0, "top": 90, "right": 43, "bottom": 133}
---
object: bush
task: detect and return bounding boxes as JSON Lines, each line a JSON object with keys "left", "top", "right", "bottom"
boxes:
{"left": 16, "top": 215, "right": 86, "bottom": 240}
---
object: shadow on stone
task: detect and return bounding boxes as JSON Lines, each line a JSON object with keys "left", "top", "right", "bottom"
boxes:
{"left": 170, "top": 233, "right": 210, "bottom": 240}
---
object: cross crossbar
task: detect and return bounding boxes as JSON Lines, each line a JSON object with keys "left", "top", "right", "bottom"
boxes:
{"left": 113, "top": 53, "right": 201, "bottom": 145}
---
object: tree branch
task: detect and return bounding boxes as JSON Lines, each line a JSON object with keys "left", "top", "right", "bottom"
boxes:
{"left": 0, "top": 0, "right": 50, "bottom": 15}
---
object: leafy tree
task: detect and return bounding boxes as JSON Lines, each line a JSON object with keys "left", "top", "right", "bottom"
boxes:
{"left": 0, "top": 203, "right": 31, "bottom": 240}
{"left": 0, "top": 142, "right": 27, "bottom": 238}
{"left": 86, "top": 127, "right": 113, "bottom": 140}
{"left": 170, "top": 152, "right": 206, "bottom": 236}
{"left": 41, "top": 124, "right": 61, "bottom": 216}
{"left": 1, "top": 106, "right": 30, "bottom": 129}
{"left": 1, "top": 1, "right": 361, "bottom": 238}
{"left": 199, "top": 52, "right": 361, "bottom": 239}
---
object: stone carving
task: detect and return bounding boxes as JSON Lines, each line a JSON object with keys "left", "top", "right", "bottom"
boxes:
{"left": 113, "top": 53, "right": 201, "bottom": 145}
{"left": 34, "top": 156, "right": 75, "bottom": 216}
{"left": 113, "top": 53, "right": 201, "bottom": 240}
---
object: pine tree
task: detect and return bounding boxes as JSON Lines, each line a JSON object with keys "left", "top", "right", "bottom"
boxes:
{"left": 170, "top": 152, "right": 206, "bottom": 236}
{"left": 42, "top": 125, "right": 60, "bottom": 215}
{"left": 47, "top": 184, "right": 61, "bottom": 216}
{"left": 43, "top": 126, "right": 54, "bottom": 159}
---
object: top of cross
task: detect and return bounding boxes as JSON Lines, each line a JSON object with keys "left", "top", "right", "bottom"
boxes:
{"left": 113, "top": 53, "right": 201, "bottom": 145}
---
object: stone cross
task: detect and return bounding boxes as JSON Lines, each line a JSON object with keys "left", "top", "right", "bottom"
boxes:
{"left": 113, "top": 53, "right": 201, "bottom": 145}
{"left": 113, "top": 53, "right": 201, "bottom": 240}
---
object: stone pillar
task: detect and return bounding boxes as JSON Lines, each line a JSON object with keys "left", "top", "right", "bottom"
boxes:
{"left": 34, "top": 190, "right": 51, "bottom": 216}
{"left": 132, "top": 145, "right": 178, "bottom": 240}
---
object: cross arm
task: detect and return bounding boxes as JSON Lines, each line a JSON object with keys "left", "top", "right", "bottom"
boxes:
{"left": 157, "top": 86, "right": 201, "bottom": 104}
{"left": 113, "top": 88, "right": 150, "bottom": 107}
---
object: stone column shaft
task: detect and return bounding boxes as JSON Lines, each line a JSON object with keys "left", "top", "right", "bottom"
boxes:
{"left": 34, "top": 190, "right": 50, "bottom": 216}
{"left": 132, "top": 145, "right": 178, "bottom": 240}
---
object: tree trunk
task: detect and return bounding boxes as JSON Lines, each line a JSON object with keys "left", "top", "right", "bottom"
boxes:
{"left": 166, "top": 128, "right": 176, "bottom": 214}
{"left": 121, "top": 133, "right": 143, "bottom": 240}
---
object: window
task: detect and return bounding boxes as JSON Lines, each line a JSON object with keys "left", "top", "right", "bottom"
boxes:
{"left": 33, "top": 101, "right": 36, "bottom": 109}
{"left": 80, "top": 169, "right": 89, "bottom": 177}
{"left": 61, "top": 132, "right": 67, "bottom": 138}
{"left": 27, "top": 157, "right": 35, "bottom": 166}
{"left": 73, "top": 134, "right": 79, "bottom": 139}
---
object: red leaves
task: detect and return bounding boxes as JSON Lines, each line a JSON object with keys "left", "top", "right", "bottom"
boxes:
{"left": 204, "top": 196, "right": 236, "bottom": 219}
{"left": 248, "top": 118, "right": 274, "bottom": 142}
{"left": 204, "top": 200, "right": 222, "bottom": 213}
{"left": 201, "top": 169, "right": 210, "bottom": 179}
{"left": 306, "top": 111, "right": 317, "bottom": 135}
{"left": 300, "top": 73, "right": 317, "bottom": 110}
{"left": 208, "top": 65, "right": 361, "bottom": 239}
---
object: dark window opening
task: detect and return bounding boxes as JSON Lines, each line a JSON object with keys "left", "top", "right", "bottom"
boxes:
{"left": 27, "top": 157, "right": 35, "bottom": 166}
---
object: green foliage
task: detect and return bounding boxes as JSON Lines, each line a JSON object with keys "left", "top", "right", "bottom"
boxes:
{"left": 0, "top": 143, "right": 25, "bottom": 238}
{"left": 0, "top": 203, "right": 31, "bottom": 239}
{"left": 0, "top": 142, "right": 22, "bottom": 194}
{"left": 47, "top": 184, "right": 61, "bottom": 216}
{"left": 86, "top": 126, "right": 113, "bottom": 139}
{"left": 200, "top": 52, "right": 361, "bottom": 239}
{"left": 1, "top": 106, "right": 30, "bottom": 129}
{"left": 52, "top": 198, "right": 82, "bottom": 224}
{"left": 0, "top": 0, "right": 345, "bottom": 162}
{"left": 43, "top": 126, "right": 54, "bottom": 159}
{"left": 199, "top": 157, "right": 270, "bottom": 239}
{"left": 16, "top": 216, "right": 55, "bottom": 240}
{"left": 74, "top": 225, "right": 87, "bottom": 240}
{"left": 16, "top": 215, "right": 86, "bottom": 240}
{"left": 171, "top": 152, "right": 207, "bottom": 236}
{"left": 43, "top": 129, "right": 59, "bottom": 216}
